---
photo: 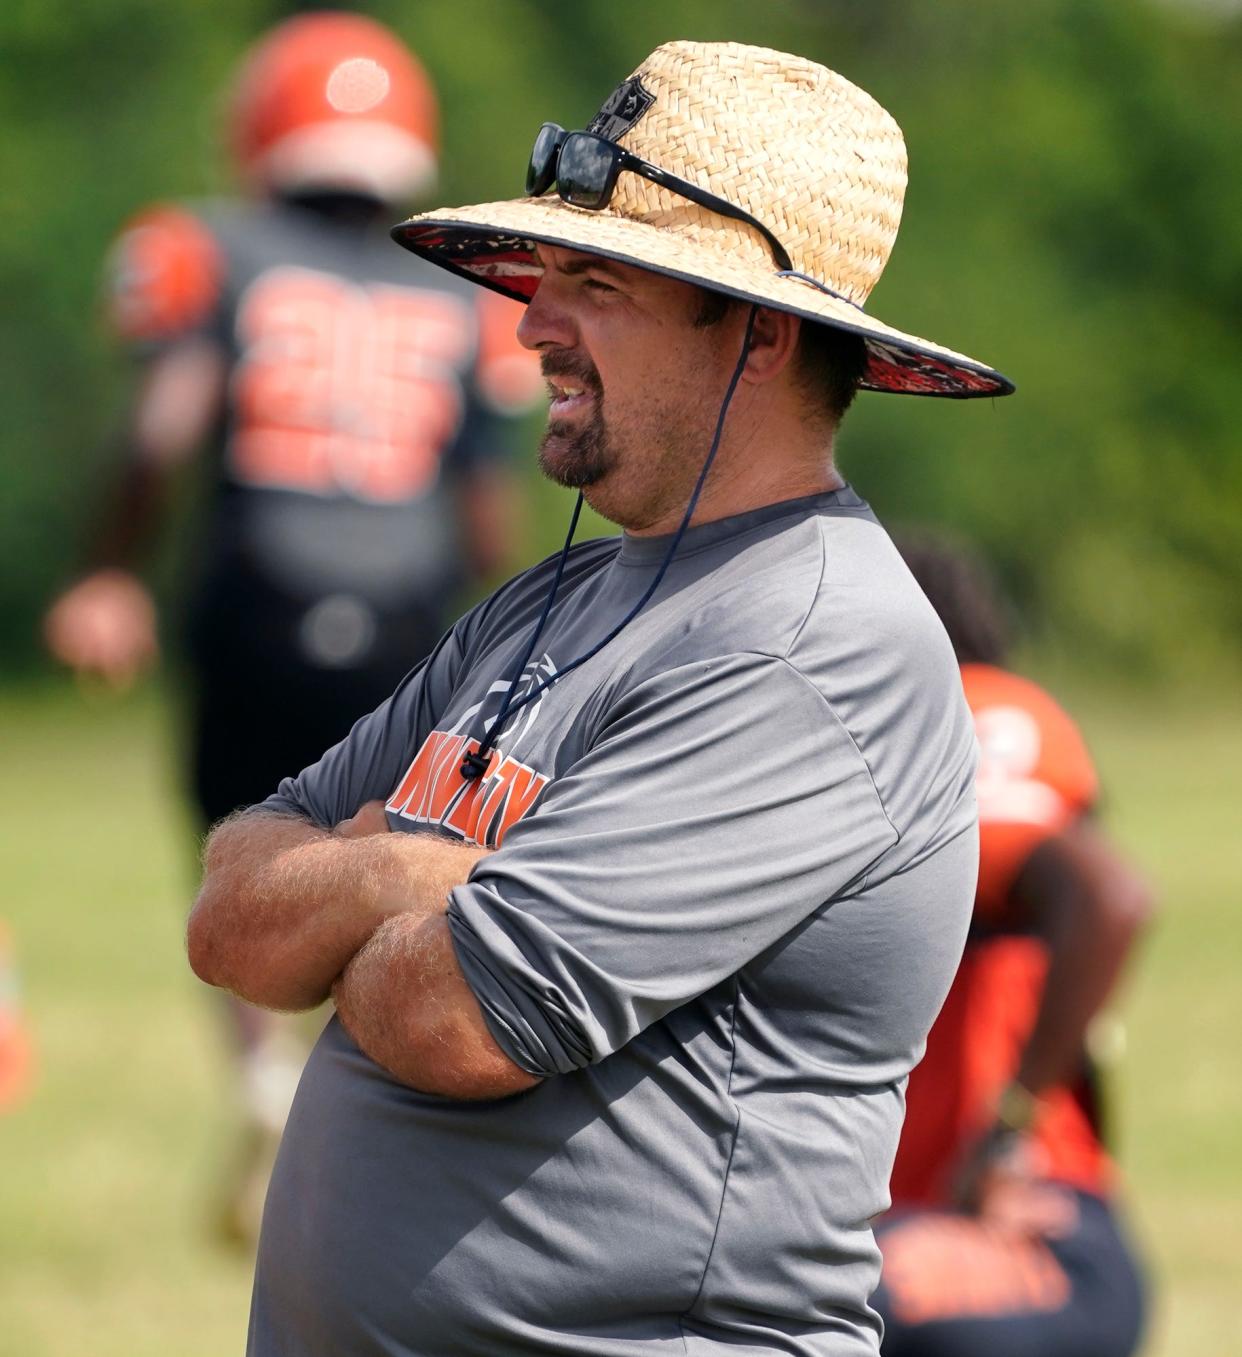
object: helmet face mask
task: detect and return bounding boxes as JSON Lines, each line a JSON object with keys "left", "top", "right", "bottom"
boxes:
{"left": 229, "top": 12, "right": 438, "bottom": 205}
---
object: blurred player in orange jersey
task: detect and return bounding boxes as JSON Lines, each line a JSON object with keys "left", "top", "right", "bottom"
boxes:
{"left": 873, "top": 532, "right": 1154, "bottom": 1357}
{"left": 43, "top": 11, "right": 540, "bottom": 1241}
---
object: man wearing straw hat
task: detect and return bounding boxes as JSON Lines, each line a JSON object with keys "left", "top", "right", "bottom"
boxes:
{"left": 190, "top": 40, "right": 1013, "bottom": 1356}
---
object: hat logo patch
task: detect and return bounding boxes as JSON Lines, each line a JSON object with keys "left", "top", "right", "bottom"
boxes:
{"left": 587, "top": 76, "right": 655, "bottom": 141}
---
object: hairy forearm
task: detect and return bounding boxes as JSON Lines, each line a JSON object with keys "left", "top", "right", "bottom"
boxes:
{"left": 189, "top": 812, "right": 392, "bottom": 1010}
{"left": 334, "top": 913, "right": 539, "bottom": 1099}
{"left": 187, "top": 812, "right": 487, "bottom": 1011}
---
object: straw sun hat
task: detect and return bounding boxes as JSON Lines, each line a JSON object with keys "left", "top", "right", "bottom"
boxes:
{"left": 393, "top": 40, "right": 1013, "bottom": 399}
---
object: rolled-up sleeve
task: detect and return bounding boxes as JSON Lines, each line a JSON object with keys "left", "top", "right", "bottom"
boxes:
{"left": 447, "top": 652, "right": 900, "bottom": 1078}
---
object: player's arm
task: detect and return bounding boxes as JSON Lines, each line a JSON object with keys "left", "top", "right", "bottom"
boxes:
{"left": 46, "top": 205, "right": 228, "bottom": 687}
{"left": 1009, "top": 814, "right": 1154, "bottom": 1098}
{"left": 94, "top": 338, "right": 226, "bottom": 561}
{"left": 44, "top": 339, "right": 227, "bottom": 686}
{"left": 954, "top": 813, "right": 1154, "bottom": 1218}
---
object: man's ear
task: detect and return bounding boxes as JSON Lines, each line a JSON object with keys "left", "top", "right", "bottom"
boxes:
{"left": 741, "top": 306, "right": 801, "bottom": 387}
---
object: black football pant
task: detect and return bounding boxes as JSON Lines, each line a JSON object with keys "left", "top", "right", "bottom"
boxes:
{"left": 187, "top": 593, "right": 443, "bottom": 826}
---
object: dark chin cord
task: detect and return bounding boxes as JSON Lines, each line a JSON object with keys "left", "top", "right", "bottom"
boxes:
{"left": 461, "top": 304, "right": 759, "bottom": 780}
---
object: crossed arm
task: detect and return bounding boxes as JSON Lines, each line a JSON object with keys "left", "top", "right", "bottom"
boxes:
{"left": 186, "top": 803, "right": 539, "bottom": 1099}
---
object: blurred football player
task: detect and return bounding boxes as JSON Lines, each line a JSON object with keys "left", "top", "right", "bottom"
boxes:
{"left": 872, "top": 531, "right": 1153, "bottom": 1357}
{"left": 44, "top": 11, "right": 539, "bottom": 1241}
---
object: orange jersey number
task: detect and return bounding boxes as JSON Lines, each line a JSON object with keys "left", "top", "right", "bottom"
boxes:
{"left": 231, "top": 266, "right": 472, "bottom": 502}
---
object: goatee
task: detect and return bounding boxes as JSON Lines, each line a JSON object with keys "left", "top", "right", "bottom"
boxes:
{"left": 538, "top": 413, "right": 613, "bottom": 488}
{"left": 537, "top": 351, "right": 615, "bottom": 489}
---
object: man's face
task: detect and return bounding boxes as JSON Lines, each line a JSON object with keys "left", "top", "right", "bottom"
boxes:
{"left": 517, "top": 246, "right": 743, "bottom": 532}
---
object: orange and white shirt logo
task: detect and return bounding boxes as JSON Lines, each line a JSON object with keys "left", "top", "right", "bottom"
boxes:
{"left": 385, "top": 658, "right": 555, "bottom": 848}
{"left": 386, "top": 729, "right": 548, "bottom": 848}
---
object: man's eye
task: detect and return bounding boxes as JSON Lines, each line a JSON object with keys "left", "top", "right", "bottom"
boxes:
{"left": 583, "top": 277, "right": 617, "bottom": 296}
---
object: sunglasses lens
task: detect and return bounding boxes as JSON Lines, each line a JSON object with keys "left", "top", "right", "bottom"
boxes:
{"left": 556, "top": 135, "right": 617, "bottom": 210}
{"left": 526, "top": 123, "right": 562, "bottom": 196}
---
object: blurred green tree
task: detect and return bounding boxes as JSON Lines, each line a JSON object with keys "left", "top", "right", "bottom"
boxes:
{"left": 1, "top": 0, "right": 1238, "bottom": 678}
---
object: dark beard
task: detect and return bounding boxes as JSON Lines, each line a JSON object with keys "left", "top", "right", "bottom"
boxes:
{"left": 537, "top": 351, "right": 615, "bottom": 488}
{"left": 537, "top": 407, "right": 614, "bottom": 488}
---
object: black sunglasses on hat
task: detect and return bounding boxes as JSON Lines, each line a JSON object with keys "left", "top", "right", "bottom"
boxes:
{"left": 525, "top": 122, "right": 793, "bottom": 273}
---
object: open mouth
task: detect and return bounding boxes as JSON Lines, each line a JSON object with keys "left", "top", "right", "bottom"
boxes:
{"left": 546, "top": 376, "right": 595, "bottom": 419}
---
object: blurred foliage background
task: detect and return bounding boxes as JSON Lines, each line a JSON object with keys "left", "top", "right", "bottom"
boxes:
{"left": 2, "top": 3, "right": 1241, "bottom": 1357}
{"left": 2, "top": 0, "right": 1240, "bottom": 681}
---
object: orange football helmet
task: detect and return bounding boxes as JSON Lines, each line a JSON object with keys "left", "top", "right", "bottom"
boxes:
{"left": 230, "top": 11, "right": 438, "bottom": 203}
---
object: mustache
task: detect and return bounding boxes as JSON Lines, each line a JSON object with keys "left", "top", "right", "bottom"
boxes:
{"left": 540, "top": 350, "right": 602, "bottom": 393}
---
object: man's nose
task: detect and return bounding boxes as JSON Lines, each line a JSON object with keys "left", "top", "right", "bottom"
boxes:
{"left": 517, "top": 276, "right": 576, "bottom": 352}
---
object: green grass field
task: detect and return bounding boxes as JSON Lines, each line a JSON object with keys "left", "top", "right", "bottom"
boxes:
{"left": 0, "top": 679, "right": 1238, "bottom": 1356}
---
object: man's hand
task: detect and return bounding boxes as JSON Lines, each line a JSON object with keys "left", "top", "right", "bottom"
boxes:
{"left": 188, "top": 812, "right": 395, "bottom": 1012}
{"left": 324, "top": 810, "right": 527, "bottom": 1097}
{"left": 334, "top": 800, "right": 391, "bottom": 839}
{"left": 190, "top": 809, "right": 493, "bottom": 1012}
{"left": 188, "top": 810, "right": 527, "bottom": 1097}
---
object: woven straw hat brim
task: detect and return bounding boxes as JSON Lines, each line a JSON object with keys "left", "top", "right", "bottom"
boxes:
{"left": 392, "top": 198, "right": 1015, "bottom": 399}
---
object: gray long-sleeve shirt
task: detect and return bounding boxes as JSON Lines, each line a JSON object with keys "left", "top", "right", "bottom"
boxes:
{"left": 248, "top": 488, "right": 978, "bottom": 1356}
